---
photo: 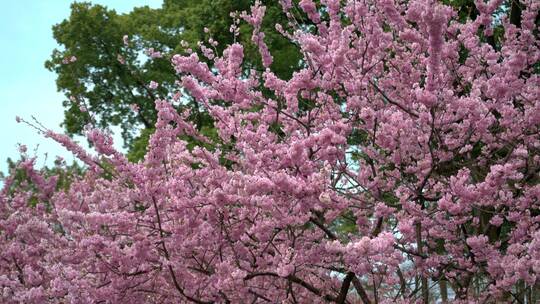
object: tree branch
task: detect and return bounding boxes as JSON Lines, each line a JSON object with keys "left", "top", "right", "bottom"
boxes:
{"left": 369, "top": 80, "right": 419, "bottom": 118}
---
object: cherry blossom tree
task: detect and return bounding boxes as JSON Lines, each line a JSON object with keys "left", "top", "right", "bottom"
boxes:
{"left": 1, "top": 0, "right": 539, "bottom": 303}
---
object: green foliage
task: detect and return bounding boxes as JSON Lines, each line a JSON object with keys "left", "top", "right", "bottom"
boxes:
{"left": 126, "top": 128, "right": 154, "bottom": 162}
{"left": 347, "top": 129, "right": 369, "bottom": 146}
{"left": 331, "top": 211, "right": 358, "bottom": 236}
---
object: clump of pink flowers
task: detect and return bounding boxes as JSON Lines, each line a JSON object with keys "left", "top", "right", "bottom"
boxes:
{"left": 1, "top": 0, "right": 539, "bottom": 303}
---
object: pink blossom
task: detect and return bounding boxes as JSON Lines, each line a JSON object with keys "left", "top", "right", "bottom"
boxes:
{"left": 2, "top": 1, "right": 539, "bottom": 302}
{"left": 149, "top": 80, "right": 159, "bottom": 89}
{"left": 116, "top": 54, "right": 125, "bottom": 64}
{"left": 17, "top": 144, "right": 27, "bottom": 153}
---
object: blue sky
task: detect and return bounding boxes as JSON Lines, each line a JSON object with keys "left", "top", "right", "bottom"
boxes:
{"left": 0, "top": 0, "right": 162, "bottom": 174}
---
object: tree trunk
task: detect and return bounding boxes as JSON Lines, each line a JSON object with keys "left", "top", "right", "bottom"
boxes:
{"left": 416, "top": 223, "right": 429, "bottom": 304}
{"left": 440, "top": 279, "right": 448, "bottom": 303}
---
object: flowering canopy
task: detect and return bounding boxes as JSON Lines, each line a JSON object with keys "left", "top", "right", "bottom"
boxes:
{"left": 1, "top": 0, "right": 539, "bottom": 303}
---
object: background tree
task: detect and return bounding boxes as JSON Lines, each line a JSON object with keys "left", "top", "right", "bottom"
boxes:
{"left": 46, "top": 0, "right": 302, "bottom": 161}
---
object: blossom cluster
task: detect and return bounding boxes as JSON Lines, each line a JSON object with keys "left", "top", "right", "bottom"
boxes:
{"left": 1, "top": 0, "right": 539, "bottom": 303}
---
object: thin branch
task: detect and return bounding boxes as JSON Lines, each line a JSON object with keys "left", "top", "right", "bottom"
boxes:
{"left": 369, "top": 80, "right": 419, "bottom": 118}
{"left": 352, "top": 276, "right": 372, "bottom": 304}
{"left": 336, "top": 272, "right": 355, "bottom": 304}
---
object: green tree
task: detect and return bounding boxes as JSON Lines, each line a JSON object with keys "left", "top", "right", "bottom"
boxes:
{"left": 46, "top": 0, "right": 302, "bottom": 160}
